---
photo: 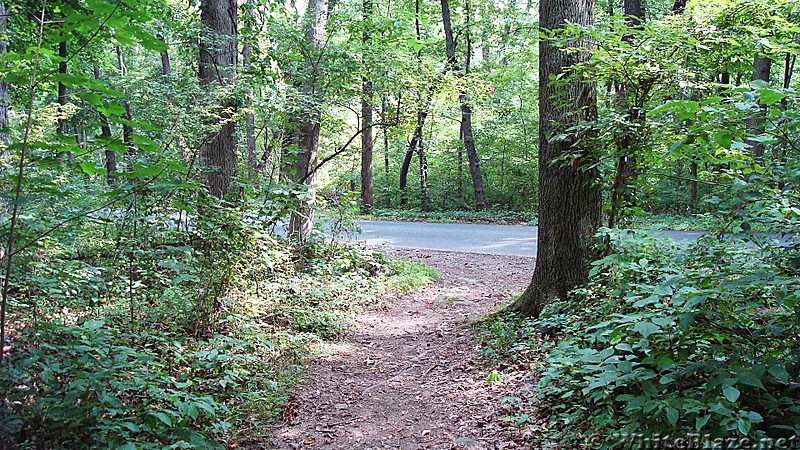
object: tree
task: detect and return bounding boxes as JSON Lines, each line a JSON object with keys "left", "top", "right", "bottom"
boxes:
{"left": 441, "top": 0, "right": 486, "bottom": 210}
{"left": 510, "top": 0, "right": 600, "bottom": 317}
{"left": 199, "top": 0, "right": 238, "bottom": 200}
{"left": 288, "top": 0, "right": 328, "bottom": 242}
{"left": 360, "top": 0, "right": 374, "bottom": 213}
{"left": 607, "top": 0, "right": 646, "bottom": 228}
{"left": 745, "top": 54, "right": 772, "bottom": 160}
{"left": 0, "top": 1, "right": 8, "bottom": 150}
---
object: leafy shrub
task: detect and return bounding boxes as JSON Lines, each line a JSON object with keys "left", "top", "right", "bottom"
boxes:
{"left": 1, "top": 211, "right": 437, "bottom": 448}
{"left": 1, "top": 321, "right": 228, "bottom": 449}
{"left": 479, "top": 229, "right": 800, "bottom": 448}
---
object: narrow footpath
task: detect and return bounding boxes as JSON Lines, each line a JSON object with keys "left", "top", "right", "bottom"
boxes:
{"left": 271, "top": 249, "right": 536, "bottom": 449}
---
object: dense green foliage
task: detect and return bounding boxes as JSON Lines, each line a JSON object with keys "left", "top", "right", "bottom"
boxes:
{"left": 1, "top": 214, "right": 438, "bottom": 448}
{"left": 474, "top": 0, "right": 800, "bottom": 445}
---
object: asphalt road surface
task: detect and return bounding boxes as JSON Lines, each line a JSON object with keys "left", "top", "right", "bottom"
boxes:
{"left": 340, "top": 220, "right": 706, "bottom": 257}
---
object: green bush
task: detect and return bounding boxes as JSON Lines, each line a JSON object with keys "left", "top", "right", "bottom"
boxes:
{"left": 480, "top": 229, "right": 800, "bottom": 448}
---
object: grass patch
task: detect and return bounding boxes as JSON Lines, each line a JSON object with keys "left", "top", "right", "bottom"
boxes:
{"left": 363, "top": 207, "right": 537, "bottom": 225}
{"left": 384, "top": 258, "right": 441, "bottom": 293}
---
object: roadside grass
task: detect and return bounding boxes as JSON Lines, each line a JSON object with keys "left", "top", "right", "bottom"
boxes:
{"left": 361, "top": 207, "right": 538, "bottom": 225}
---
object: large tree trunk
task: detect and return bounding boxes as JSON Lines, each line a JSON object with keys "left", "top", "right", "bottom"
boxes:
{"left": 288, "top": 0, "right": 328, "bottom": 242}
{"left": 745, "top": 55, "right": 771, "bottom": 160}
{"left": 441, "top": 0, "right": 486, "bottom": 210}
{"left": 199, "top": 0, "right": 238, "bottom": 200}
{"left": 510, "top": 0, "right": 600, "bottom": 318}
{"left": 399, "top": 146, "right": 414, "bottom": 206}
{"left": 360, "top": 0, "right": 374, "bottom": 213}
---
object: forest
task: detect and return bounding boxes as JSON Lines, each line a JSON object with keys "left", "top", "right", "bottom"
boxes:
{"left": 0, "top": 0, "right": 798, "bottom": 447}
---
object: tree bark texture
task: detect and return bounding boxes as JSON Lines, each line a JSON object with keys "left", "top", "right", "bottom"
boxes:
{"left": 243, "top": 42, "right": 258, "bottom": 175}
{"left": 510, "top": 0, "right": 600, "bottom": 318}
{"left": 199, "top": 0, "right": 238, "bottom": 200}
{"left": 745, "top": 55, "right": 771, "bottom": 160}
{"left": 441, "top": 0, "right": 486, "bottom": 210}
{"left": 57, "top": 40, "right": 68, "bottom": 136}
{"left": 0, "top": 2, "right": 8, "bottom": 150}
{"left": 288, "top": 0, "right": 328, "bottom": 242}
{"left": 93, "top": 66, "right": 117, "bottom": 185}
{"left": 360, "top": 0, "right": 374, "bottom": 213}
{"left": 608, "top": 0, "right": 645, "bottom": 228}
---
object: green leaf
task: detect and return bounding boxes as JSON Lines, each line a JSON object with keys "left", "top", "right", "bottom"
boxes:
{"left": 714, "top": 129, "right": 733, "bottom": 149}
{"left": 99, "top": 102, "right": 127, "bottom": 117}
{"left": 723, "top": 386, "right": 740, "bottom": 403}
{"left": 150, "top": 412, "right": 172, "bottom": 427}
{"left": 633, "top": 321, "right": 659, "bottom": 339}
{"left": 666, "top": 407, "right": 679, "bottom": 427}
{"left": 696, "top": 414, "right": 712, "bottom": 431}
{"left": 737, "top": 417, "right": 751, "bottom": 435}
{"left": 756, "top": 88, "right": 785, "bottom": 105}
{"left": 738, "top": 372, "right": 765, "bottom": 390}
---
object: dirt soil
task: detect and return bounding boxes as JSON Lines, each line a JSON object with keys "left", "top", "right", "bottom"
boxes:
{"left": 268, "top": 249, "right": 536, "bottom": 449}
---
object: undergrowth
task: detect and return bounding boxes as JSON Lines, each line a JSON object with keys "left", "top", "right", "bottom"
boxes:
{"left": 476, "top": 229, "right": 800, "bottom": 449}
{"left": 0, "top": 213, "right": 436, "bottom": 449}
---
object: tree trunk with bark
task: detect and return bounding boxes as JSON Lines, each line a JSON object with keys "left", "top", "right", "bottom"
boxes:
{"left": 93, "top": 66, "right": 117, "bottom": 185}
{"left": 360, "top": 0, "right": 374, "bottom": 213}
{"left": 199, "top": 0, "right": 238, "bottom": 200}
{"left": 745, "top": 55, "right": 771, "bottom": 160}
{"left": 243, "top": 42, "right": 258, "bottom": 176}
{"left": 288, "top": 0, "right": 328, "bottom": 242}
{"left": 0, "top": 2, "right": 8, "bottom": 151}
{"left": 510, "top": 0, "right": 600, "bottom": 318}
{"left": 57, "top": 40, "right": 68, "bottom": 137}
{"left": 608, "top": 0, "right": 645, "bottom": 228}
{"left": 441, "top": 0, "right": 486, "bottom": 210}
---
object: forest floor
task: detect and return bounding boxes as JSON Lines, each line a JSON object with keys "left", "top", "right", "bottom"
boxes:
{"left": 269, "top": 249, "right": 537, "bottom": 449}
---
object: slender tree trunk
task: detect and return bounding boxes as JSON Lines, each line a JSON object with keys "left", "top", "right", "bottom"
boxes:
{"left": 288, "top": 0, "right": 328, "bottom": 242}
{"left": 0, "top": 2, "right": 8, "bottom": 151}
{"left": 58, "top": 40, "right": 68, "bottom": 136}
{"left": 400, "top": 0, "right": 430, "bottom": 210}
{"left": 158, "top": 33, "right": 171, "bottom": 76}
{"left": 93, "top": 66, "right": 117, "bottom": 185}
{"left": 690, "top": 160, "right": 698, "bottom": 208}
{"left": 116, "top": 47, "right": 136, "bottom": 159}
{"left": 745, "top": 55, "right": 771, "bottom": 160}
{"left": 243, "top": 42, "right": 258, "bottom": 175}
{"left": 360, "top": 0, "right": 374, "bottom": 213}
{"left": 199, "top": 0, "right": 239, "bottom": 200}
{"left": 382, "top": 94, "right": 390, "bottom": 177}
{"left": 457, "top": 145, "right": 464, "bottom": 205}
{"left": 608, "top": 0, "right": 644, "bottom": 228}
{"left": 510, "top": 0, "right": 600, "bottom": 318}
{"left": 442, "top": 0, "right": 486, "bottom": 210}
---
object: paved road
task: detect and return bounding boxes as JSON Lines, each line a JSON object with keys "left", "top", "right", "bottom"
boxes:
{"left": 338, "top": 220, "right": 706, "bottom": 257}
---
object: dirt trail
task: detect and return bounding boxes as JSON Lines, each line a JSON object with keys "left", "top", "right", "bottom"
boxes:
{"left": 271, "top": 249, "right": 535, "bottom": 449}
